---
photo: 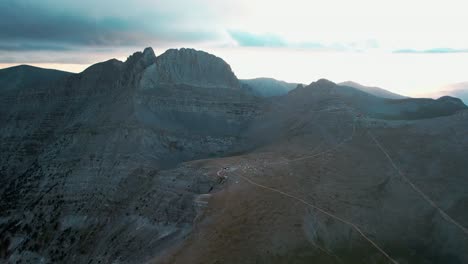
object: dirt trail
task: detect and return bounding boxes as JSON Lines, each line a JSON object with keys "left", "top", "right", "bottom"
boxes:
{"left": 368, "top": 131, "right": 468, "bottom": 235}
{"left": 208, "top": 104, "right": 466, "bottom": 263}
{"left": 215, "top": 116, "right": 399, "bottom": 264}
{"left": 266, "top": 120, "right": 356, "bottom": 166}
{"left": 233, "top": 171, "right": 399, "bottom": 264}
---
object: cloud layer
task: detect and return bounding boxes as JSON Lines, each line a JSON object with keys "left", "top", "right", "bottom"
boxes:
{"left": 394, "top": 48, "right": 468, "bottom": 54}
{"left": 0, "top": 0, "right": 223, "bottom": 50}
{"left": 1, "top": 0, "right": 468, "bottom": 65}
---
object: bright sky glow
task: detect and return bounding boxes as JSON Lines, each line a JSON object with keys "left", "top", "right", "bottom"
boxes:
{"left": 1, "top": 0, "right": 467, "bottom": 96}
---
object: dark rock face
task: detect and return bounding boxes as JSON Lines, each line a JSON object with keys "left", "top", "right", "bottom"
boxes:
{"left": 0, "top": 48, "right": 258, "bottom": 263}
{"left": 1, "top": 49, "right": 467, "bottom": 264}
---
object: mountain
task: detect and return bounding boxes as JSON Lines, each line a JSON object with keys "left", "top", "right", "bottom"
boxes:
{"left": 0, "top": 65, "right": 72, "bottom": 91}
{"left": 142, "top": 48, "right": 240, "bottom": 89}
{"left": 240, "top": 77, "right": 298, "bottom": 97}
{"left": 0, "top": 48, "right": 261, "bottom": 263}
{"left": 422, "top": 82, "right": 468, "bottom": 105}
{"left": 339, "top": 80, "right": 407, "bottom": 99}
{"left": 1, "top": 49, "right": 467, "bottom": 264}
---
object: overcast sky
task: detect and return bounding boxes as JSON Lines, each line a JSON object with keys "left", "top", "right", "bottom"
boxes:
{"left": 1, "top": 0, "right": 467, "bottom": 95}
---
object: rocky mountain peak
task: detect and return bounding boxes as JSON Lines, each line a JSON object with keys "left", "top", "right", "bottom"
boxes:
{"left": 140, "top": 48, "right": 240, "bottom": 89}
{"left": 124, "top": 47, "right": 156, "bottom": 71}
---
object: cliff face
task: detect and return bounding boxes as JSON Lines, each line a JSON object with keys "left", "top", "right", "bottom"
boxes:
{"left": 134, "top": 48, "right": 259, "bottom": 164}
{"left": 141, "top": 48, "right": 240, "bottom": 89}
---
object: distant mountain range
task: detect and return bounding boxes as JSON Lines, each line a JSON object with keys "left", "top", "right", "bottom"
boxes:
{"left": 240, "top": 77, "right": 299, "bottom": 97}
{"left": 1, "top": 48, "right": 467, "bottom": 264}
{"left": 338, "top": 80, "right": 407, "bottom": 99}
{"left": 239, "top": 78, "right": 409, "bottom": 100}
{"left": 421, "top": 82, "right": 468, "bottom": 104}
{"left": 0, "top": 64, "right": 71, "bottom": 91}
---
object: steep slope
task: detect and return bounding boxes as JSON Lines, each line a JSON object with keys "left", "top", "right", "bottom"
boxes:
{"left": 240, "top": 77, "right": 298, "bottom": 97}
{"left": 339, "top": 80, "right": 407, "bottom": 99}
{"left": 136, "top": 48, "right": 259, "bottom": 162}
{"left": 0, "top": 65, "right": 71, "bottom": 91}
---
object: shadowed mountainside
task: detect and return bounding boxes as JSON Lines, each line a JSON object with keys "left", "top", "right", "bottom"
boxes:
{"left": 1, "top": 48, "right": 467, "bottom": 264}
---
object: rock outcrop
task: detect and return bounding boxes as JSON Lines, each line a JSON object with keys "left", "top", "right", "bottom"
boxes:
{"left": 141, "top": 48, "right": 240, "bottom": 89}
{"left": 0, "top": 47, "right": 258, "bottom": 263}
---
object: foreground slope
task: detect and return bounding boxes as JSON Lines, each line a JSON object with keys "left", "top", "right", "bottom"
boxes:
{"left": 1, "top": 51, "right": 467, "bottom": 264}
{"left": 159, "top": 80, "right": 468, "bottom": 264}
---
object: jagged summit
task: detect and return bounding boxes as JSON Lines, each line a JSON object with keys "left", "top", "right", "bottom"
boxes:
{"left": 124, "top": 47, "right": 156, "bottom": 71}
{"left": 143, "top": 47, "right": 155, "bottom": 56}
{"left": 140, "top": 47, "right": 240, "bottom": 89}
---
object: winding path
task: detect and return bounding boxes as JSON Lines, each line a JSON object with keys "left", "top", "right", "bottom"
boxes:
{"left": 217, "top": 116, "right": 399, "bottom": 264}
{"left": 211, "top": 103, "right": 468, "bottom": 263}
{"left": 233, "top": 171, "right": 399, "bottom": 264}
{"left": 368, "top": 131, "right": 468, "bottom": 235}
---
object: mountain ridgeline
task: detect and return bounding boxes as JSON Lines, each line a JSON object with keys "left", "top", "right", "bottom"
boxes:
{"left": 1, "top": 48, "right": 467, "bottom": 264}
{"left": 240, "top": 77, "right": 299, "bottom": 97}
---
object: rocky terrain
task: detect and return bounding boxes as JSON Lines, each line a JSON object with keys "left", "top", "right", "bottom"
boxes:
{"left": 1, "top": 48, "right": 467, "bottom": 264}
